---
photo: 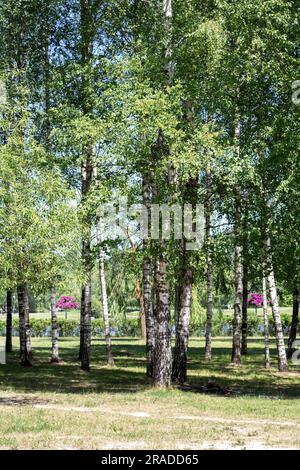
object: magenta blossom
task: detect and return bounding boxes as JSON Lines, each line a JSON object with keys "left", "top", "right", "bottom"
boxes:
{"left": 56, "top": 295, "right": 79, "bottom": 310}
{"left": 247, "top": 292, "right": 264, "bottom": 307}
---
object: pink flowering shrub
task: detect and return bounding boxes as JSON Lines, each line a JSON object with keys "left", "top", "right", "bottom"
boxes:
{"left": 247, "top": 292, "right": 264, "bottom": 307}
{"left": 56, "top": 295, "right": 79, "bottom": 310}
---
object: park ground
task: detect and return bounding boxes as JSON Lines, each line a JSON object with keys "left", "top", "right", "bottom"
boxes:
{"left": 0, "top": 336, "right": 299, "bottom": 450}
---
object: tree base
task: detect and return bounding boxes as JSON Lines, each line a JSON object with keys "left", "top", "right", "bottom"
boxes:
{"left": 21, "top": 360, "right": 33, "bottom": 367}
{"left": 231, "top": 360, "right": 241, "bottom": 366}
{"left": 287, "top": 349, "right": 294, "bottom": 359}
{"left": 278, "top": 365, "right": 289, "bottom": 373}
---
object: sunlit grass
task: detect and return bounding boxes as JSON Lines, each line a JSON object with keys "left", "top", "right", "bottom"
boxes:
{"left": 0, "top": 336, "right": 299, "bottom": 449}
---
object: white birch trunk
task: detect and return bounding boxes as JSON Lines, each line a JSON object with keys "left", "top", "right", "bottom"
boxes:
{"left": 134, "top": 279, "right": 147, "bottom": 340}
{"left": 232, "top": 242, "right": 243, "bottom": 365}
{"left": 25, "top": 289, "right": 31, "bottom": 356}
{"left": 241, "top": 256, "right": 248, "bottom": 355}
{"left": 163, "top": 0, "right": 174, "bottom": 84}
{"left": 96, "top": 222, "right": 114, "bottom": 366}
{"left": 142, "top": 174, "right": 155, "bottom": 377}
{"left": 262, "top": 276, "right": 270, "bottom": 369}
{"left": 231, "top": 121, "right": 242, "bottom": 365}
{"left": 264, "top": 236, "right": 288, "bottom": 372}
{"left": 153, "top": 258, "right": 172, "bottom": 387}
{"left": 143, "top": 256, "right": 154, "bottom": 377}
{"left": 50, "top": 287, "right": 59, "bottom": 363}
{"left": 152, "top": 0, "right": 174, "bottom": 388}
{"left": 204, "top": 169, "right": 213, "bottom": 361}
{"left": 79, "top": 0, "right": 93, "bottom": 372}
{"left": 17, "top": 284, "right": 31, "bottom": 367}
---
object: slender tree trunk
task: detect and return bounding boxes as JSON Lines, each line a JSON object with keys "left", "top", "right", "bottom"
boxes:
{"left": 262, "top": 275, "right": 270, "bottom": 369}
{"left": 260, "top": 185, "right": 288, "bottom": 372}
{"left": 231, "top": 199, "right": 243, "bottom": 365}
{"left": 43, "top": 8, "right": 51, "bottom": 144}
{"left": 264, "top": 236, "right": 288, "bottom": 372}
{"left": 174, "top": 285, "right": 181, "bottom": 324}
{"left": 172, "top": 260, "right": 193, "bottom": 383}
{"left": 140, "top": 301, "right": 147, "bottom": 340}
{"left": 81, "top": 272, "right": 92, "bottom": 371}
{"left": 25, "top": 298, "right": 31, "bottom": 356}
{"left": 43, "top": 19, "right": 59, "bottom": 364}
{"left": 152, "top": 204, "right": 172, "bottom": 385}
{"left": 142, "top": 173, "right": 155, "bottom": 377}
{"left": 241, "top": 202, "right": 249, "bottom": 355}
{"left": 5, "top": 290, "right": 13, "bottom": 353}
{"left": 134, "top": 279, "right": 146, "bottom": 340}
{"left": 152, "top": 0, "right": 174, "bottom": 387}
{"left": 163, "top": 0, "right": 174, "bottom": 84}
{"left": 50, "top": 287, "right": 59, "bottom": 363}
{"left": 96, "top": 228, "right": 114, "bottom": 366}
{"left": 17, "top": 285, "right": 31, "bottom": 366}
{"left": 241, "top": 257, "right": 248, "bottom": 355}
{"left": 172, "top": 97, "right": 198, "bottom": 381}
{"left": 143, "top": 256, "right": 155, "bottom": 378}
{"left": 78, "top": 287, "right": 85, "bottom": 360}
{"left": 204, "top": 169, "right": 213, "bottom": 361}
{"left": 287, "top": 286, "right": 299, "bottom": 359}
{"left": 79, "top": 0, "right": 93, "bottom": 371}
{"left": 231, "top": 118, "right": 242, "bottom": 365}
{"left": 99, "top": 249, "right": 114, "bottom": 366}
{"left": 153, "top": 257, "right": 172, "bottom": 387}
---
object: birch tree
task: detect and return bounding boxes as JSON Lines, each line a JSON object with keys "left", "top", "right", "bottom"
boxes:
{"left": 262, "top": 276, "right": 270, "bottom": 369}
{"left": 5, "top": 290, "right": 13, "bottom": 353}
{"left": 204, "top": 169, "right": 213, "bottom": 361}
{"left": 96, "top": 222, "right": 114, "bottom": 366}
{"left": 152, "top": 0, "right": 174, "bottom": 387}
{"left": 50, "top": 287, "right": 59, "bottom": 363}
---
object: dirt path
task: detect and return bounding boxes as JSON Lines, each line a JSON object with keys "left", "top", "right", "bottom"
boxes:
{"left": 31, "top": 403, "right": 300, "bottom": 428}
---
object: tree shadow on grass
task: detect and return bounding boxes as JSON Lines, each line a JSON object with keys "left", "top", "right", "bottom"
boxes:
{"left": 1, "top": 338, "right": 299, "bottom": 399}
{"left": 187, "top": 343, "right": 300, "bottom": 399}
{"left": 0, "top": 395, "right": 49, "bottom": 406}
{"left": 0, "top": 341, "right": 149, "bottom": 395}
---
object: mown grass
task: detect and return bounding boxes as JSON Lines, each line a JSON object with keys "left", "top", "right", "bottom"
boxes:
{"left": 0, "top": 336, "right": 299, "bottom": 449}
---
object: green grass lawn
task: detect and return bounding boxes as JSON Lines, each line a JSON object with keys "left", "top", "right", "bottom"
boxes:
{"left": 0, "top": 336, "right": 299, "bottom": 450}
{"left": 15, "top": 310, "right": 81, "bottom": 321}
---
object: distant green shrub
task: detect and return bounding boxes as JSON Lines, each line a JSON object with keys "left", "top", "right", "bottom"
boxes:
{"left": 0, "top": 312, "right": 295, "bottom": 338}
{"left": 0, "top": 317, "right": 141, "bottom": 337}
